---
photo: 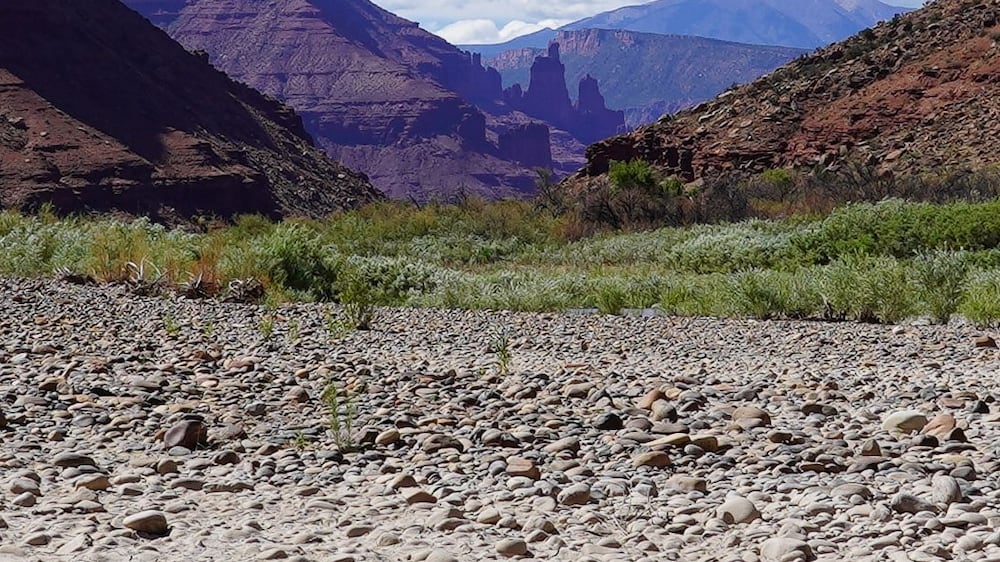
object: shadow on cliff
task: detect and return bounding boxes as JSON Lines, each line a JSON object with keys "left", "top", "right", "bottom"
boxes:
{"left": 0, "top": 0, "right": 276, "bottom": 167}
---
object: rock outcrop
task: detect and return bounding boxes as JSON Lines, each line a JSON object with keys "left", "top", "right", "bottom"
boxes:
{"left": 516, "top": 44, "right": 575, "bottom": 127}
{"left": 0, "top": 0, "right": 381, "bottom": 219}
{"left": 506, "top": 43, "right": 625, "bottom": 146}
{"left": 499, "top": 124, "right": 553, "bottom": 169}
{"left": 575, "top": 74, "right": 627, "bottom": 144}
{"left": 126, "top": 0, "right": 565, "bottom": 200}
{"left": 486, "top": 29, "right": 806, "bottom": 128}
{"left": 572, "top": 0, "right": 1000, "bottom": 186}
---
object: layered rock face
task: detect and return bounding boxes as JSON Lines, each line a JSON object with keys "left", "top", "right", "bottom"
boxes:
{"left": 125, "top": 0, "right": 557, "bottom": 200}
{"left": 0, "top": 0, "right": 380, "bottom": 219}
{"left": 499, "top": 124, "right": 553, "bottom": 169}
{"left": 573, "top": 0, "right": 1000, "bottom": 186}
{"left": 506, "top": 44, "right": 625, "bottom": 146}
{"left": 517, "top": 44, "right": 575, "bottom": 127}
{"left": 575, "top": 74, "right": 627, "bottom": 144}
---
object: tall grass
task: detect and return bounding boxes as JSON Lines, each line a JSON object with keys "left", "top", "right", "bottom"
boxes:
{"left": 4, "top": 197, "right": 1000, "bottom": 325}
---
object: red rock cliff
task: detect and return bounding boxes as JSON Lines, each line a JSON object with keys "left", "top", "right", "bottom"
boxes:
{"left": 0, "top": 0, "right": 381, "bottom": 219}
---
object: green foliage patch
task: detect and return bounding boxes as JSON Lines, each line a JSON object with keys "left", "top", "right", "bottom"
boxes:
{"left": 5, "top": 195, "right": 1000, "bottom": 325}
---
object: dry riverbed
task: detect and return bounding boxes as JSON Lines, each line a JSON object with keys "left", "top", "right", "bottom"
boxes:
{"left": 2, "top": 278, "right": 1000, "bottom": 561}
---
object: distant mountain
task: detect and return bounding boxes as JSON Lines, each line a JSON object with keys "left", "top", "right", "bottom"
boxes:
{"left": 461, "top": 0, "right": 911, "bottom": 54}
{"left": 571, "top": 0, "right": 1000, "bottom": 189}
{"left": 565, "top": 0, "right": 910, "bottom": 49}
{"left": 126, "top": 0, "right": 623, "bottom": 200}
{"left": 487, "top": 29, "right": 806, "bottom": 127}
{"left": 0, "top": 0, "right": 380, "bottom": 219}
{"left": 459, "top": 28, "right": 558, "bottom": 58}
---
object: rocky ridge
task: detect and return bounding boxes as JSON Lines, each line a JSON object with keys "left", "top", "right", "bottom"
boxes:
{"left": 574, "top": 0, "right": 1000, "bottom": 186}
{"left": 0, "top": 0, "right": 381, "bottom": 219}
{"left": 4, "top": 277, "right": 1000, "bottom": 561}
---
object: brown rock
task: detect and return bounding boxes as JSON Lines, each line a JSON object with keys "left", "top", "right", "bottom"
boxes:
{"left": 123, "top": 511, "right": 169, "bottom": 535}
{"left": 922, "top": 413, "right": 957, "bottom": 437}
{"left": 638, "top": 389, "right": 666, "bottom": 410}
{"left": 732, "top": 406, "right": 772, "bottom": 428}
{"left": 403, "top": 489, "right": 437, "bottom": 505}
{"left": 163, "top": 420, "right": 208, "bottom": 450}
{"left": 690, "top": 434, "right": 721, "bottom": 452}
{"left": 860, "top": 439, "right": 882, "bottom": 457}
{"left": 974, "top": 335, "right": 997, "bottom": 348}
{"left": 668, "top": 476, "right": 707, "bottom": 493}
{"left": 632, "top": 451, "right": 671, "bottom": 468}
{"left": 506, "top": 457, "right": 541, "bottom": 480}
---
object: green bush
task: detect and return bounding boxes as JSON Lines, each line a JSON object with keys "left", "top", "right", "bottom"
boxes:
{"left": 250, "top": 223, "right": 341, "bottom": 300}
{"left": 728, "top": 270, "right": 785, "bottom": 319}
{"left": 608, "top": 159, "right": 657, "bottom": 194}
{"left": 796, "top": 199, "right": 1000, "bottom": 262}
{"left": 913, "top": 250, "right": 969, "bottom": 324}
{"left": 818, "top": 254, "right": 915, "bottom": 323}
{"left": 960, "top": 271, "right": 1000, "bottom": 326}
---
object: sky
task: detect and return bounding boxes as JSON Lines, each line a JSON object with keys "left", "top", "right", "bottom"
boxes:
{"left": 372, "top": 0, "right": 928, "bottom": 45}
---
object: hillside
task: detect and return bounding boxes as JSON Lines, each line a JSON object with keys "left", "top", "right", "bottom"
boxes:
{"left": 0, "top": 0, "right": 380, "bottom": 219}
{"left": 487, "top": 29, "right": 806, "bottom": 127}
{"left": 572, "top": 0, "right": 1000, "bottom": 188}
{"left": 461, "top": 0, "right": 909, "bottom": 55}
{"left": 126, "top": 0, "right": 623, "bottom": 200}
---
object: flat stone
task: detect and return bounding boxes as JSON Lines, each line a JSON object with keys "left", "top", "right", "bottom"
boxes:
{"left": 506, "top": 457, "right": 541, "bottom": 480}
{"left": 123, "top": 510, "right": 169, "bottom": 535}
{"left": 23, "top": 532, "right": 50, "bottom": 546}
{"left": 544, "top": 436, "right": 580, "bottom": 454}
{"left": 345, "top": 525, "right": 374, "bottom": 537}
{"left": 496, "top": 538, "right": 528, "bottom": 557}
{"left": 375, "top": 428, "right": 400, "bottom": 446}
{"left": 52, "top": 452, "right": 97, "bottom": 468}
{"left": 403, "top": 489, "right": 437, "bottom": 505}
{"left": 974, "top": 335, "right": 997, "bottom": 348}
{"left": 12, "top": 492, "right": 36, "bottom": 507}
{"left": 831, "top": 483, "right": 872, "bottom": 499}
{"left": 9, "top": 477, "right": 40, "bottom": 496}
{"left": 648, "top": 433, "right": 691, "bottom": 448}
{"left": 74, "top": 474, "right": 110, "bottom": 491}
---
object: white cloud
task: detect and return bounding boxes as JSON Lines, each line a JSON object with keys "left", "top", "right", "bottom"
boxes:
{"left": 434, "top": 18, "right": 571, "bottom": 44}
{"left": 372, "top": 0, "right": 636, "bottom": 31}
